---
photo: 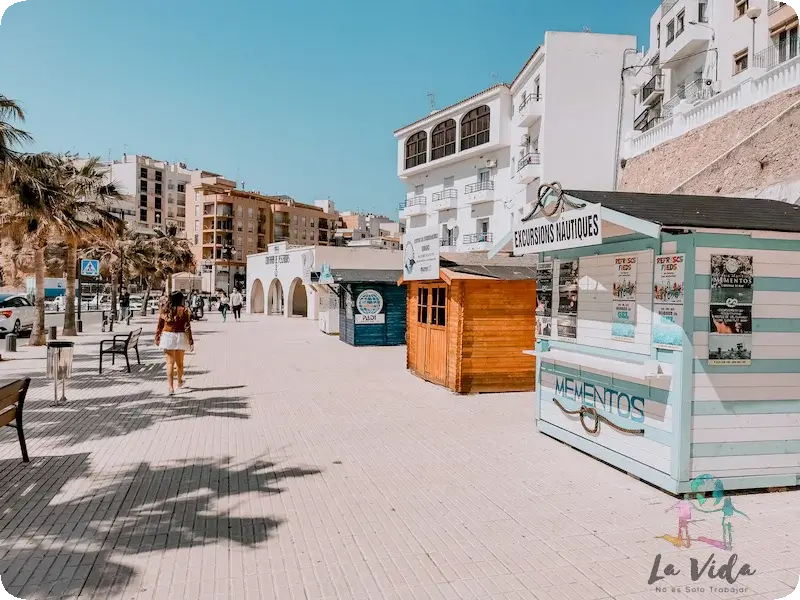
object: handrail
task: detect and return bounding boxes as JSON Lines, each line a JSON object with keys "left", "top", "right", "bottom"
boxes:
{"left": 464, "top": 181, "right": 494, "bottom": 194}
{"left": 518, "top": 153, "right": 541, "bottom": 171}
{"left": 463, "top": 232, "right": 494, "bottom": 244}
{"left": 432, "top": 188, "right": 458, "bottom": 201}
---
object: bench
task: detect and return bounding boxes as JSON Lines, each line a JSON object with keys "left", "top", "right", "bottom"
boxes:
{"left": 0, "top": 378, "right": 31, "bottom": 462}
{"left": 99, "top": 328, "right": 142, "bottom": 374}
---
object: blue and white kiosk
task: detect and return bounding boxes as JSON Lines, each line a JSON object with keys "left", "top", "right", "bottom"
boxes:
{"left": 490, "top": 185, "right": 800, "bottom": 494}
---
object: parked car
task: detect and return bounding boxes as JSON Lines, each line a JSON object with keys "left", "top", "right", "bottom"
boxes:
{"left": 0, "top": 294, "right": 35, "bottom": 337}
{"left": 129, "top": 296, "right": 143, "bottom": 311}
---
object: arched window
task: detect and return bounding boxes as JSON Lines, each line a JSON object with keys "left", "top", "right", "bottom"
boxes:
{"left": 430, "top": 119, "right": 456, "bottom": 160}
{"left": 460, "top": 105, "right": 490, "bottom": 151}
{"left": 405, "top": 131, "right": 427, "bottom": 169}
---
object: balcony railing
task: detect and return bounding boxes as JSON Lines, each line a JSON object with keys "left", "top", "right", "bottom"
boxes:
{"left": 517, "top": 153, "right": 541, "bottom": 170}
{"left": 754, "top": 38, "right": 799, "bottom": 71}
{"left": 399, "top": 195, "right": 427, "bottom": 210}
{"left": 432, "top": 188, "right": 458, "bottom": 202}
{"left": 440, "top": 238, "right": 457, "bottom": 247}
{"left": 519, "top": 92, "right": 542, "bottom": 111}
{"left": 768, "top": 0, "right": 785, "bottom": 13}
{"left": 641, "top": 74, "right": 665, "bottom": 104}
{"left": 464, "top": 181, "right": 494, "bottom": 194}
{"left": 463, "top": 232, "right": 493, "bottom": 244}
{"left": 661, "top": 0, "right": 679, "bottom": 15}
{"left": 663, "top": 78, "right": 708, "bottom": 117}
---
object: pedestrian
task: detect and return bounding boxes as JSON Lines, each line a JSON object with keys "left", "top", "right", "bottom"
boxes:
{"left": 154, "top": 291, "right": 194, "bottom": 396}
{"left": 230, "top": 288, "right": 243, "bottom": 322}
{"left": 119, "top": 291, "right": 130, "bottom": 323}
{"left": 219, "top": 290, "right": 230, "bottom": 323}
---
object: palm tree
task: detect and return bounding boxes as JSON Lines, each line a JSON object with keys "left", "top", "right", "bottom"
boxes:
{"left": 0, "top": 94, "right": 31, "bottom": 166}
{"left": 151, "top": 225, "right": 195, "bottom": 298}
{"left": 60, "top": 157, "right": 122, "bottom": 336}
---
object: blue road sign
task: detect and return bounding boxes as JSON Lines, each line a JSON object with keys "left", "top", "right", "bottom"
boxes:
{"left": 80, "top": 259, "right": 100, "bottom": 277}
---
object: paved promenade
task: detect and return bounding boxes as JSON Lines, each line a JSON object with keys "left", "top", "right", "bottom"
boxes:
{"left": 0, "top": 313, "right": 797, "bottom": 600}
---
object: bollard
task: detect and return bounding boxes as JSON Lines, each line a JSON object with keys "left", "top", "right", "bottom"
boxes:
{"left": 77, "top": 320, "right": 83, "bottom": 333}
{"left": 48, "top": 326, "right": 57, "bottom": 341}
{"left": 5, "top": 334, "right": 17, "bottom": 352}
{"left": 151, "top": 306, "right": 155, "bottom": 315}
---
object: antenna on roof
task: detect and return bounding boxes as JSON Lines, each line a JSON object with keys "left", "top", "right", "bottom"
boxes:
{"left": 427, "top": 91, "right": 436, "bottom": 111}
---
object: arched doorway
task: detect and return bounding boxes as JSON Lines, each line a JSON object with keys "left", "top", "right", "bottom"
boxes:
{"left": 288, "top": 277, "right": 308, "bottom": 317}
{"left": 250, "top": 279, "right": 265, "bottom": 314}
{"left": 267, "top": 278, "right": 284, "bottom": 316}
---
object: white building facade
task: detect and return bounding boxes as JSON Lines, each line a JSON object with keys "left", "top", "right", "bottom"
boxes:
{"left": 394, "top": 31, "right": 637, "bottom": 253}
{"left": 624, "top": 0, "right": 799, "bottom": 157}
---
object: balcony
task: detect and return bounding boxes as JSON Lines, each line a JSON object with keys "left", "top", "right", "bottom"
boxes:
{"left": 754, "top": 38, "right": 799, "bottom": 72}
{"left": 431, "top": 188, "right": 458, "bottom": 211}
{"left": 662, "top": 18, "right": 713, "bottom": 63}
{"left": 634, "top": 109, "right": 663, "bottom": 133}
{"left": 516, "top": 153, "right": 542, "bottom": 185}
{"left": 463, "top": 232, "right": 494, "bottom": 250}
{"left": 662, "top": 78, "right": 709, "bottom": 117}
{"left": 399, "top": 195, "right": 427, "bottom": 218}
{"left": 640, "top": 74, "right": 665, "bottom": 107}
{"left": 440, "top": 238, "right": 457, "bottom": 252}
{"left": 463, "top": 181, "right": 494, "bottom": 205}
{"left": 515, "top": 93, "right": 543, "bottom": 127}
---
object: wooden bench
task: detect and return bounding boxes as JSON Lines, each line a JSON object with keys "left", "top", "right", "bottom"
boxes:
{"left": 0, "top": 378, "right": 31, "bottom": 462}
{"left": 99, "top": 328, "right": 142, "bottom": 374}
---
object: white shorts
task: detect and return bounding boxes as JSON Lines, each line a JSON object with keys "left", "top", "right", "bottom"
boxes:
{"left": 158, "top": 332, "right": 189, "bottom": 351}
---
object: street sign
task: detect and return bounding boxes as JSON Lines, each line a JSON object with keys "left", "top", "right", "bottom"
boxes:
{"left": 80, "top": 259, "right": 100, "bottom": 277}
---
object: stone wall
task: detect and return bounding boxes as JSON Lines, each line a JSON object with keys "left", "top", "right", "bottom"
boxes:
{"left": 618, "top": 87, "right": 800, "bottom": 196}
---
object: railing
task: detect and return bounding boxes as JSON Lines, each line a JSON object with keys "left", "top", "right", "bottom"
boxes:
{"left": 519, "top": 93, "right": 541, "bottom": 111}
{"left": 464, "top": 181, "right": 494, "bottom": 194}
{"left": 753, "top": 38, "right": 799, "bottom": 71}
{"left": 661, "top": 0, "right": 679, "bottom": 15}
{"left": 641, "top": 74, "right": 665, "bottom": 102}
{"left": 432, "top": 188, "right": 458, "bottom": 202}
{"left": 399, "top": 195, "right": 426, "bottom": 209}
{"left": 518, "top": 153, "right": 541, "bottom": 170}
{"left": 440, "top": 238, "right": 456, "bottom": 247}
{"left": 662, "top": 78, "right": 706, "bottom": 117}
{"left": 463, "top": 232, "right": 494, "bottom": 244}
{"left": 768, "top": 0, "right": 785, "bottom": 13}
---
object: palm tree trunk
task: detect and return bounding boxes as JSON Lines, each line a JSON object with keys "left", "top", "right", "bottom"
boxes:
{"left": 63, "top": 236, "right": 78, "bottom": 336}
{"left": 141, "top": 278, "right": 153, "bottom": 316}
{"left": 110, "top": 269, "right": 118, "bottom": 322}
{"left": 166, "top": 274, "right": 173, "bottom": 294}
{"left": 30, "top": 244, "right": 47, "bottom": 346}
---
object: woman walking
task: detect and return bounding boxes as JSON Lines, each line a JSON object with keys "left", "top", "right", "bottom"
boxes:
{"left": 219, "top": 291, "right": 230, "bottom": 323}
{"left": 230, "top": 288, "right": 243, "bottom": 322}
{"left": 154, "top": 291, "right": 194, "bottom": 395}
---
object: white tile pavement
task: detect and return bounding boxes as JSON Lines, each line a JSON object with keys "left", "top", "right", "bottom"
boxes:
{"left": 0, "top": 313, "right": 797, "bottom": 599}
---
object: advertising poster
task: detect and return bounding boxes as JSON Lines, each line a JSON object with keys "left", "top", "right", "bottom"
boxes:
{"left": 653, "top": 254, "right": 686, "bottom": 350}
{"left": 611, "top": 300, "right": 636, "bottom": 342}
{"left": 613, "top": 255, "right": 638, "bottom": 301}
{"left": 709, "top": 255, "right": 753, "bottom": 365}
{"left": 401, "top": 225, "right": 440, "bottom": 281}
{"left": 535, "top": 262, "right": 553, "bottom": 339}
{"left": 556, "top": 260, "right": 579, "bottom": 340}
{"left": 355, "top": 289, "right": 385, "bottom": 325}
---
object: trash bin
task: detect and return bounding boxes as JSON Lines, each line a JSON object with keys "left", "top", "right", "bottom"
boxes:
{"left": 4, "top": 334, "right": 17, "bottom": 353}
{"left": 46, "top": 341, "right": 75, "bottom": 406}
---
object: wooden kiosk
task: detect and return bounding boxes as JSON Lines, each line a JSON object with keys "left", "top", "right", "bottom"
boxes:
{"left": 502, "top": 187, "right": 800, "bottom": 494}
{"left": 399, "top": 235, "right": 538, "bottom": 393}
{"left": 335, "top": 269, "right": 406, "bottom": 347}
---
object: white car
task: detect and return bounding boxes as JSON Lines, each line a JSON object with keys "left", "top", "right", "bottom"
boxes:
{"left": 0, "top": 294, "right": 35, "bottom": 337}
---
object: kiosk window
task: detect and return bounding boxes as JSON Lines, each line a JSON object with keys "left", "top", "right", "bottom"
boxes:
{"left": 417, "top": 287, "right": 429, "bottom": 323}
{"left": 431, "top": 287, "right": 446, "bottom": 326}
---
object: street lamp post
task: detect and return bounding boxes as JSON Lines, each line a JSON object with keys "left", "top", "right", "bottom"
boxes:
{"left": 746, "top": 7, "right": 763, "bottom": 68}
{"left": 223, "top": 243, "right": 235, "bottom": 294}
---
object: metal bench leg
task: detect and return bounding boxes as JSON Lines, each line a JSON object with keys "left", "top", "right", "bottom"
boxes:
{"left": 16, "top": 414, "right": 29, "bottom": 463}
{"left": 135, "top": 346, "right": 141, "bottom": 365}
{"left": 112, "top": 352, "right": 116, "bottom": 365}
{"left": 99, "top": 353, "right": 103, "bottom": 375}
{"left": 125, "top": 351, "right": 131, "bottom": 373}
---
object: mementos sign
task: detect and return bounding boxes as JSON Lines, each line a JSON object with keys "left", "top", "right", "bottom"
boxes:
{"left": 513, "top": 203, "right": 603, "bottom": 255}
{"left": 555, "top": 375, "right": 645, "bottom": 423}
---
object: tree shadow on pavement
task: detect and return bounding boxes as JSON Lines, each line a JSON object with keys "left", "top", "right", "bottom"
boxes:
{"left": 0, "top": 453, "right": 323, "bottom": 599}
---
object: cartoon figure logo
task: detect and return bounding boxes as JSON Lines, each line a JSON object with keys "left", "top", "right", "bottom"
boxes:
{"left": 660, "top": 474, "right": 748, "bottom": 551}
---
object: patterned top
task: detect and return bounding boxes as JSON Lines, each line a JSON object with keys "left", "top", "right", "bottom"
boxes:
{"left": 155, "top": 306, "right": 194, "bottom": 346}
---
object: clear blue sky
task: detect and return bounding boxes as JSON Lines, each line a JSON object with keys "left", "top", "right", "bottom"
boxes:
{"left": 0, "top": 0, "right": 657, "bottom": 216}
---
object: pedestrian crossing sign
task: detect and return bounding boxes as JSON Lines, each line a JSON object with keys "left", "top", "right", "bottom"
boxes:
{"left": 80, "top": 259, "right": 100, "bottom": 277}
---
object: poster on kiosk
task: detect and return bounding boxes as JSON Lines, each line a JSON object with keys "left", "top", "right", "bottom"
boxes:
{"left": 402, "top": 225, "right": 440, "bottom": 281}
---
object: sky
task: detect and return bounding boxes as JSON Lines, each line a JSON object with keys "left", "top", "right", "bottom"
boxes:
{"left": 0, "top": 0, "right": 658, "bottom": 217}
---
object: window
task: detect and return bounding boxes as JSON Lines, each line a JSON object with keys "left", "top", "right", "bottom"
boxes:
{"left": 666, "top": 20, "right": 675, "bottom": 45}
{"left": 478, "top": 168, "right": 490, "bottom": 184}
{"left": 301, "top": 231, "right": 307, "bottom": 240}
{"left": 155, "top": 197, "right": 162, "bottom": 210}
{"left": 155, "top": 183, "right": 162, "bottom": 195}
{"left": 310, "top": 218, "right": 316, "bottom": 228}
{"left": 140, "top": 180, "right": 147, "bottom": 192}
{"left": 460, "top": 105, "right": 490, "bottom": 150}
{"left": 301, "top": 216, "right": 306, "bottom": 227}
{"left": 293, "top": 215, "right": 298, "bottom": 225}
{"left": 657, "top": 22, "right": 661, "bottom": 47}
{"left": 676, "top": 10, "right": 685, "bottom": 36}
{"left": 734, "top": 48, "right": 749, "bottom": 73}
{"left": 430, "top": 287, "right": 446, "bottom": 327}
{"left": 155, "top": 171, "right": 162, "bottom": 182}
{"left": 311, "top": 230, "right": 315, "bottom": 240}
{"left": 140, "top": 167, "right": 147, "bottom": 179}
{"left": 140, "top": 194, "right": 147, "bottom": 208}
{"left": 177, "top": 183, "right": 186, "bottom": 193}
{"left": 405, "top": 131, "right": 427, "bottom": 169}
{"left": 735, "top": 0, "right": 749, "bottom": 18}
{"left": 775, "top": 25, "right": 799, "bottom": 64}
{"left": 698, "top": 2, "right": 708, "bottom": 22}
{"left": 417, "top": 287, "right": 428, "bottom": 323}
{"left": 237, "top": 220, "right": 243, "bottom": 232}
{"left": 195, "top": 219, "right": 200, "bottom": 231}
{"left": 237, "top": 206, "right": 243, "bottom": 218}
{"left": 195, "top": 205, "right": 200, "bottom": 216}
{"left": 430, "top": 118, "right": 456, "bottom": 160}
{"left": 248, "top": 236, "right": 254, "bottom": 247}
{"left": 154, "top": 211, "right": 162, "bottom": 224}
{"left": 248, "top": 222, "right": 253, "bottom": 233}
{"left": 248, "top": 208, "right": 253, "bottom": 218}
{"left": 139, "top": 208, "right": 147, "bottom": 222}
{"left": 194, "top": 234, "right": 199, "bottom": 244}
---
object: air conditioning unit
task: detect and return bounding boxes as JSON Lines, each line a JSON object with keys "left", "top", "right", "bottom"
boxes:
{"left": 521, "top": 134, "right": 531, "bottom": 146}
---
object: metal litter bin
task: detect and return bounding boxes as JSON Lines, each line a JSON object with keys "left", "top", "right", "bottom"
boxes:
{"left": 46, "top": 341, "right": 75, "bottom": 406}
{"left": 4, "top": 333, "right": 17, "bottom": 353}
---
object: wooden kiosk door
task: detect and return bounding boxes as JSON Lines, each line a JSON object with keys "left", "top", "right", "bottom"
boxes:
{"left": 414, "top": 284, "right": 448, "bottom": 385}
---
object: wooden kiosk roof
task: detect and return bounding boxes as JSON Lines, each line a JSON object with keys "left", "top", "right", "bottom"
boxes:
{"left": 398, "top": 252, "right": 541, "bottom": 285}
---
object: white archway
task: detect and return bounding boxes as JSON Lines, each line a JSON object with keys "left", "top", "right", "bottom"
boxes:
{"left": 288, "top": 277, "right": 308, "bottom": 317}
{"left": 267, "top": 278, "right": 284, "bottom": 316}
{"left": 250, "top": 278, "right": 265, "bottom": 314}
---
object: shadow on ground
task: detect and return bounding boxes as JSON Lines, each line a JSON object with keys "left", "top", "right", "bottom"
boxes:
{"left": 0, "top": 453, "right": 323, "bottom": 599}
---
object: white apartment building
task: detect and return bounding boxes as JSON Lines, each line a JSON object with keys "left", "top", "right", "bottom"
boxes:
{"left": 103, "top": 154, "right": 198, "bottom": 235}
{"left": 624, "top": 0, "right": 799, "bottom": 157}
{"left": 394, "top": 31, "right": 637, "bottom": 252}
